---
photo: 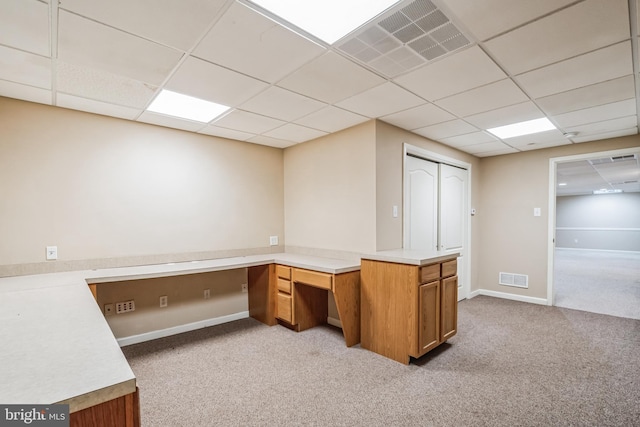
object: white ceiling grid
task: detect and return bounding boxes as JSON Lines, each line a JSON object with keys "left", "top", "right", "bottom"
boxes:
{"left": 0, "top": 0, "right": 638, "bottom": 156}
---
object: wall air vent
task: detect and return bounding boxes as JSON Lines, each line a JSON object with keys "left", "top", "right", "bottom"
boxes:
{"left": 336, "top": 0, "right": 471, "bottom": 78}
{"left": 499, "top": 272, "right": 528, "bottom": 289}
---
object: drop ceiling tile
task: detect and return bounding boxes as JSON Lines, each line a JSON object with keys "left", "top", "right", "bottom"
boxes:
{"left": 516, "top": 42, "right": 633, "bottom": 99}
{"left": 0, "top": 80, "right": 51, "bottom": 105}
{"left": 239, "top": 86, "right": 326, "bottom": 122}
{"left": 165, "top": 56, "right": 269, "bottom": 107}
{"left": 552, "top": 99, "right": 637, "bottom": 129}
{"left": 294, "top": 106, "right": 368, "bottom": 133}
{"left": 246, "top": 135, "right": 295, "bottom": 149}
{"left": 137, "top": 111, "right": 207, "bottom": 132}
{"left": 264, "top": 123, "right": 327, "bottom": 143}
{"left": 572, "top": 127, "right": 638, "bottom": 143}
{"left": 413, "top": 119, "right": 479, "bottom": 140}
{"left": 434, "top": 79, "right": 528, "bottom": 117}
{"left": 0, "top": 0, "right": 49, "bottom": 56}
{"left": 277, "top": 51, "right": 386, "bottom": 104}
{"left": 0, "top": 45, "right": 51, "bottom": 89}
{"left": 394, "top": 45, "right": 506, "bottom": 101}
{"left": 56, "top": 61, "right": 157, "bottom": 109}
{"left": 194, "top": 2, "right": 325, "bottom": 83}
{"left": 381, "top": 102, "right": 455, "bottom": 130}
{"left": 463, "top": 141, "right": 516, "bottom": 156}
{"left": 58, "top": 11, "right": 182, "bottom": 86}
{"left": 502, "top": 129, "right": 568, "bottom": 149}
{"left": 536, "top": 75, "right": 635, "bottom": 115}
{"left": 440, "top": 131, "right": 498, "bottom": 148}
{"left": 564, "top": 115, "right": 638, "bottom": 136}
{"left": 56, "top": 93, "right": 141, "bottom": 120}
{"left": 464, "top": 101, "right": 544, "bottom": 129}
{"left": 442, "top": 0, "right": 575, "bottom": 41}
{"left": 335, "top": 82, "right": 424, "bottom": 118}
{"left": 198, "top": 125, "right": 255, "bottom": 141}
{"left": 484, "top": 0, "right": 629, "bottom": 75}
{"left": 212, "top": 110, "right": 286, "bottom": 134}
{"left": 60, "top": 0, "right": 227, "bottom": 51}
{"left": 515, "top": 140, "right": 572, "bottom": 151}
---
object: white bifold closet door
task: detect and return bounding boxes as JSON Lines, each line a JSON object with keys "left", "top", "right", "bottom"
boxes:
{"left": 405, "top": 155, "right": 468, "bottom": 300}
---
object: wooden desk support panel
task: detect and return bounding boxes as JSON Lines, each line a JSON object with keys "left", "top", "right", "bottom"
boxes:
{"left": 70, "top": 388, "right": 140, "bottom": 427}
{"left": 361, "top": 257, "right": 458, "bottom": 364}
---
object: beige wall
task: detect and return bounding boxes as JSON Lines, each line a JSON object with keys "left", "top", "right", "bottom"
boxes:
{"left": 283, "top": 121, "right": 377, "bottom": 255}
{"left": 477, "top": 136, "right": 640, "bottom": 300}
{"left": 98, "top": 270, "right": 247, "bottom": 339}
{"left": 0, "top": 97, "right": 284, "bottom": 274}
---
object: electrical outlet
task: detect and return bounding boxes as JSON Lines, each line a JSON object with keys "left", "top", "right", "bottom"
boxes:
{"left": 104, "top": 303, "right": 114, "bottom": 316}
{"left": 115, "top": 300, "right": 135, "bottom": 314}
{"left": 204, "top": 289, "right": 210, "bottom": 299}
{"left": 241, "top": 283, "right": 248, "bottom": 293}
{"left": 159, "top": 295, "right": 168, "bottom": 307}
{"left": 46, "top": 246, "right": 58, "bottom": 260}
{"left": 269, "top": 235, "right": 278, "bottom": 246}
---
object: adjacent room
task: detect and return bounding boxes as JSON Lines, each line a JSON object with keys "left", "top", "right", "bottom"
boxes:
{"left": 1, "top": 0, "right": 639, "bottom": 426}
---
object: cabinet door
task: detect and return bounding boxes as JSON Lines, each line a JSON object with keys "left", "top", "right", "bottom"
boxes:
{"left": 441, "top": 276, "right": 458, "bottom": 341}
{"left": 418, "top": 281, "right": 440, "bottom": 355}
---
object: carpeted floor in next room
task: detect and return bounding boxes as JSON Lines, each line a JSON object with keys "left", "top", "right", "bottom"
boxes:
{"left": 122, "top": 295, "right": 640, "bottom": 426}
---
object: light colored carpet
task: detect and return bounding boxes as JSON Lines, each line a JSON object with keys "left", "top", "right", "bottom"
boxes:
{"left": 123, "top": 296, "right": 640, "bottom": 426}
{"left": 554, "top": 248, "right": 640, "bottom": 319}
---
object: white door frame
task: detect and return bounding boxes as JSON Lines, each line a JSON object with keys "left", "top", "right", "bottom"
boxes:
{"left": 546, "top": 146, "right": 640, "bottom": 305}
{"left": 403, "top": 143, "right": 472, "bottom": 300}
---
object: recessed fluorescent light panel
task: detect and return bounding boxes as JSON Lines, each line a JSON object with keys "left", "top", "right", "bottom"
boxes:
{"left": 147, "top": 90, "right": 230, "bottom": 123}
{"left": 487, "top": 118, "right": 556, "bottom": 139}
{"left": 248, "top": 0, "right": 402, "bottom": 44}
{"left": 593, "top": 189, "right": 623, "bottom": 194}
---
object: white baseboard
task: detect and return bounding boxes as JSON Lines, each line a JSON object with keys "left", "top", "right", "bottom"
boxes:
{"left": 327, "top": 316, "right": 342, "bottom": 329}
{"left": 468, "top": 289, "right": 548, "bottom": 306}
{"left": 117, "top": 311, "right": 250, "bottom": 347}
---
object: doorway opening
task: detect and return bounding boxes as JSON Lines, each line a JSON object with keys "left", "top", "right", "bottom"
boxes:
{"left": 547, "top": 147, "right": 640, "bottom": 319}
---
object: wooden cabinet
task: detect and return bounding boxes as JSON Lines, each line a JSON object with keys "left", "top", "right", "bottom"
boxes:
{"left": 361, "top": 256, "right": 458, "bottom": 364}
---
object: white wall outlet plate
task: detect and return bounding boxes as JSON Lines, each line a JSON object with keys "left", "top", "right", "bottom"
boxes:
{"left": 46, "top": 246, "right": 58, "bottom": 260}
{"left": 104, "top": 303, "right": 114, "bottom": 316}
{"left": 269, "top": 236, "right": 278, "bottom": 246}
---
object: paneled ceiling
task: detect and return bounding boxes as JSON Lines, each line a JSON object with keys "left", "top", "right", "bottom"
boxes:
{"left": 1, "top": 0, "right": 640, "bottom": 156}
{"left": 557, "top": 153, "right": 640, "bottom": 195}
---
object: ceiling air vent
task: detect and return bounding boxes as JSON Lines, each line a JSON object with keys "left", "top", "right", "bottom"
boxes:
{"left": 336, "top": 0, "right": 471, "bottom": 78}
{"left": 611, "top": 154, "right": 637, "bottom": 161}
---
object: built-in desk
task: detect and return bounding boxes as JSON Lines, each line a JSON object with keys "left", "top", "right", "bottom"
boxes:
{"left": 0, "top": 252, "right": 360, "bottom": 425}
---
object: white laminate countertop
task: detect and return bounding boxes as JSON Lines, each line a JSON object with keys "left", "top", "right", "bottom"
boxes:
{"left": 361, "top": 249, "right": 460, "bottom": 266}
{"left": 0, "top": 252, "right": 360, "bottom": 412}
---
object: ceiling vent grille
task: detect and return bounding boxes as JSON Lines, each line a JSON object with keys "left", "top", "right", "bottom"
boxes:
{"left": 336, "top": 0, "right": 471, "bottom": 78}
{"left": 499, "top": 272, "right": 528, "bottom": 289}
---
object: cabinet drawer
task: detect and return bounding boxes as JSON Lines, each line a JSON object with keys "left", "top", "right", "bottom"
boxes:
{"left": 277, "top": 278, "right": 291, "bottom": 294}
{"left": 277, "top": 293, "right": 293, "bottom": 324}
{"left": 442, "top": 259, "right": 457, "bottom": 278}
{"left": 420, "top": 264, "right": 440, "bottom": 284}
{"left": 292, "top": 268, "right": 333, "bottom": 290}
{"left": 276, "top": 265, "right": 291, "bottom": 280}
